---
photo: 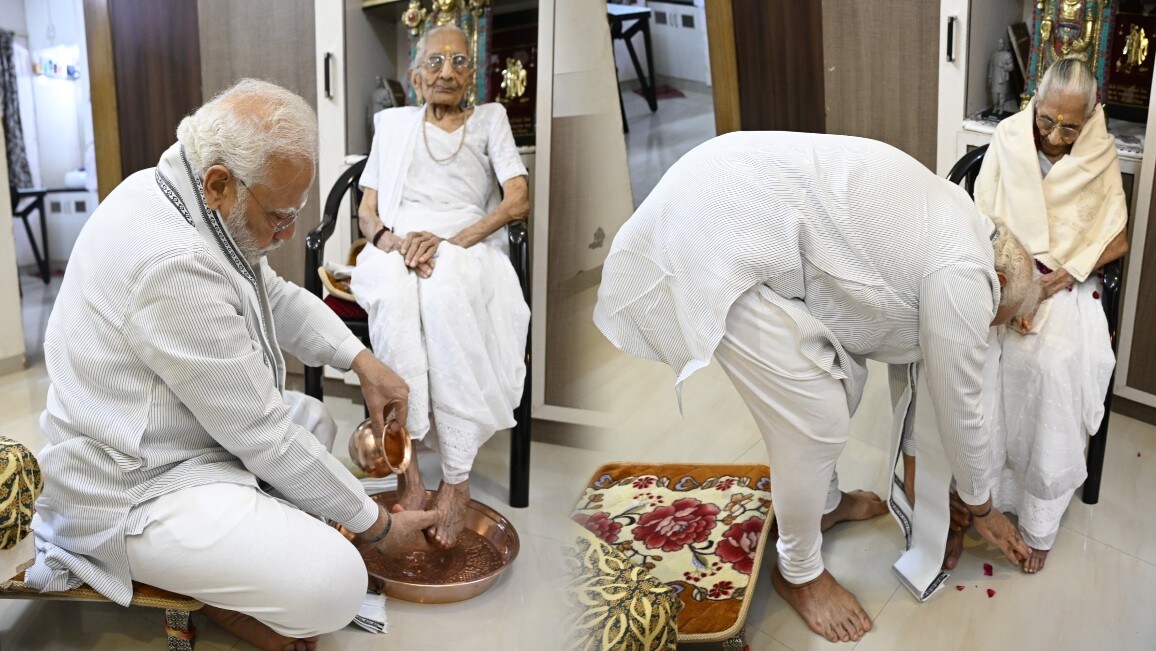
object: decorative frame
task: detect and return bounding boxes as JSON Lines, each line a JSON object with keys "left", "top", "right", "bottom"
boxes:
{"left": 401, "top": 0, "right": 492, "bottom": 106}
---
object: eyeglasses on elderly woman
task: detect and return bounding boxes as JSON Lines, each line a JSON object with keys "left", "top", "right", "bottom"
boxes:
{"left": 1034, "top": 113, "right": 1082, "bottom": 143}
{"left": 423, "top": 53, "right": 473, "bottom": 73}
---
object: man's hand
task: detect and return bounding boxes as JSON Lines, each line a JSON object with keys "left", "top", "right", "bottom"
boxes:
{"left": 971, "top": 504, "right": 1030, "bottom": 566}
{"left": 351, "top": 350, "right": 409, "bottom": 436}
{"left": 371, "top": 506, "right": 440, "bottom": 555}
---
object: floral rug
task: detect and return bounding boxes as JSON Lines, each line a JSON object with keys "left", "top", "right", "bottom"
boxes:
{"left": 571, "top": 462, "right": 773, "bottom": 643}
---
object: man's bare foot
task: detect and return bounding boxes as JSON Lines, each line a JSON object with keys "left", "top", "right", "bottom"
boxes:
{"left": 201, "top": 605, "right": 318, "bottom": 651}
{"left": 820, "top": 490, "right": 889, "bottom": 532}
{"left": 943, "top": 492, "right": 972, "bottom": 570}
{"left": 772, "top": 566, "right": 872, "bottom": 643}
{"left": 395, "top": 455, "right": 426, "bottom": 511}
{"left": 427, "top": 479, "right": 469, "bottom": 549}
{"left": 1023, "top": 547, "right": 1049, "bottom": 573}
{"left": 903, "top": 453, "right": 916, "bottom": 505}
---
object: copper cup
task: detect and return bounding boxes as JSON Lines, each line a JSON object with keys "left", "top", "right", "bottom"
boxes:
{"left": 348, "top": 412, "right": 412, "bottom": 478}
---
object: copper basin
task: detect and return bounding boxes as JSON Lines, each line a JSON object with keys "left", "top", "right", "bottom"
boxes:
{"left": 351, "top": 491, "right": 520, "bottom": 604}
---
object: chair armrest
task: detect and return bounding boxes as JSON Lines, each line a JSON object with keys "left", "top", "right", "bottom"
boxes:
{"left": 306, "top": 158, "right": 369, "bottom": 298}
{"left": 947, "top": 145, "right": 989, "bottom": 198}
{"left": 508, "top": 221, "right": 530, "bottom": 305}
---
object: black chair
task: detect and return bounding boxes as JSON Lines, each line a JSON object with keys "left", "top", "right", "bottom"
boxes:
{"left": 304, "top": 158, "right": 532, "bottom": 508}
{"left": 948, "top": 145, "right": 1120, "bottom": 505}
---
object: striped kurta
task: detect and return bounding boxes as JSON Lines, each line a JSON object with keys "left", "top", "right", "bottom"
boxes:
{"left": 594, "top": 132, "right": 1002, "bottom": 504}
{"left": 26, "top": 144, "right": 379, "bottom": 605}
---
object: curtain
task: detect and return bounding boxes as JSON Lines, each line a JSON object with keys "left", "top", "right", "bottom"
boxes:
{"left": 0, "top": 29, "right": 34, "bottom": 190}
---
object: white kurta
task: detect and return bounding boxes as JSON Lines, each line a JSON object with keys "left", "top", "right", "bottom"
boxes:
{"left": 27, "top": 144, "right": 379, "bottom": 607}
{"left": 351, "top": 104, "right": 529, "bottom": 482}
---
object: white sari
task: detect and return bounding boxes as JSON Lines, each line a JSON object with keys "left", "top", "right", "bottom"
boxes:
{"left": 350, "top": 104, "right": 529, "bottom": 482}
{"left": 976, "top": 103, "right": 1124, "bottom": 549}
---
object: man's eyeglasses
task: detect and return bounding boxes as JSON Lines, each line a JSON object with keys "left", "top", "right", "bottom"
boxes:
{"left": 235, "top": 176, "right": 299, "bottom": 234}
{"left": 423, "top": 53, "right": 472, "bottom": 73}
{"left": 1035, "top": 114, "right": 1082, "bottom": 143}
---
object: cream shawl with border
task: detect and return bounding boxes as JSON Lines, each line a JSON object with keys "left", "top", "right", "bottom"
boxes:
{"left": 974, "top": 98, "right": 1127, "bottom": 282}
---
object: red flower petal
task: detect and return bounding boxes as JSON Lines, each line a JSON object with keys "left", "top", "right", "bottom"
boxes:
{"left": 956, "top": 585, "right": 966, "bottom": 591}
{"left": 983, "top": 563, "right": 993, "bottom": 576}
{"left": 1093, "top": 291, "right": 1100, "bottom": 299}
{"left": 987, "top": 588, "right": 996, "bottom": 598}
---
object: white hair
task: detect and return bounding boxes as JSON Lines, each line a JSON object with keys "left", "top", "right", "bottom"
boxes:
{"left": 176, "top": 78, "right": 317, "bottom": 188}
{"left": 992, "top": 222, "right": 1039, "bottom": 315}
{"left": 410, "top": 24, "right": 471, "bottom": 76}
{"left": 1036, "top": 58, "right": 1098, "bottom": 119}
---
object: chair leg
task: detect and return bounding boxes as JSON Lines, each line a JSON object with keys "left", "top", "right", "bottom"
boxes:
{"left": 509, "top": 354, "right": 531, "bottom": 508}
{"left": 1083, "top": 395, "right": 1112, "bottom": 504}
{"left": 164, "top": 609, "right": 196, "bottom": 651}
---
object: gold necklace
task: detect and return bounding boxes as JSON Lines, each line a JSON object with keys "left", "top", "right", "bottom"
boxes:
{"left": 423, "top": 111, "right": 469, "bottom": 164}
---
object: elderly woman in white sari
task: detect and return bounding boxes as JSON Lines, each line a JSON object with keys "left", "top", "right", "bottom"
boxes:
{"left": 349, "top": 24, "right": 530, "bottom": 548}
{"left": 971, "top": 58, "right": 1129, "bottom": 573}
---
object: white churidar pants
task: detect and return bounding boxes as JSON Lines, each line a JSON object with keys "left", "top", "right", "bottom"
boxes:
{"left": 124, "top": 392, "right": 366, "bottom": 638}
{"left": 714, "top": 287, "right": 844, "bottom": 585}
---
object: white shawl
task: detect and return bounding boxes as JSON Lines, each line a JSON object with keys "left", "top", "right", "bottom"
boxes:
{"left": 974, "top": 98, "right": 1127, "bottom": 282}
{"left": 365, "top": 106, "right": 424, "bottom": 231}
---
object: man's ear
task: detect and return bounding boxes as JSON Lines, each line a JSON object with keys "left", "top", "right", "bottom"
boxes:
{"left": 996, "top": 270, "right": 1009, "bottom": 289}
{"left": 202, "top": 165, "right": 232, "bottom": 211}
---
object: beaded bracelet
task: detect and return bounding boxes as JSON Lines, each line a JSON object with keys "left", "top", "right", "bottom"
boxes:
{"left": 357, "top": 508, "right": 392, "bottom": 543}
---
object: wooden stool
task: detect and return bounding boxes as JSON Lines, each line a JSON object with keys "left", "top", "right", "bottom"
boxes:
{"left": 0, "top": 571, "right": 204, "bottom": 650}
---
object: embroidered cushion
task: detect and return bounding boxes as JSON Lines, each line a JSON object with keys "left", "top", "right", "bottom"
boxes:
{"left": 565, "top": 523, "right": 680, "bottom": 650}
{"left": 0, "top": 437, "right": 43, "bottom": 550}
{"left": 571, "top": 463, "right": 773, "bottom": 644}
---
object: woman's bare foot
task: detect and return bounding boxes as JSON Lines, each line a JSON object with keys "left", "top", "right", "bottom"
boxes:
{"left": 427, "top": 479, "right": 469, "bottom": 549}
{"left": 201, "top": 605, "right": 319, "bottom": 651}
{"left": 1023, "top": 547, "right": 1049, "bottom": 573}
{"left": 820, "top": 490, "right": 889, "bottom": 532}
{"left": 772, "top": 566, "right": 872, "bottom": 643}
{"left": 395, "top": 455, "right": 426, "bottom": 511}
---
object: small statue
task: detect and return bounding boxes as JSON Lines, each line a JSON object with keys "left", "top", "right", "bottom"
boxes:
{"left": 988, "top": 37, "right": 1017, "bottom": 116}
{"left": 500, "top": 57, "right": 527, "bottom": 100}
{"left": 402, "top": 0, "right": 429, "bottom": 36}
{"left": 1024, "top": 0, "right": 1107, "bottom": 108}
{"left": 434, "top": 0, "right": 459, "bottom": 25}
{"left": 1116, "top": 23, "right": 1150, "bottom": 73}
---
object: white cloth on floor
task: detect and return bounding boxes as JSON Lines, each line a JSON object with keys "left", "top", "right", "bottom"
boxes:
{"left": 714, "top": 287, "right": 845, "bottom": 585}
{"left": 353, "top": 591, "right": 388, "bottom": 634}
{"left": 351, "top": 103, "right": 529, "bottom": 484}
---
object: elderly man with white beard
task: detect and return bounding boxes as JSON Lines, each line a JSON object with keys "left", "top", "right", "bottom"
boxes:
{"left": 25, "top": 79, "right": 438, "bottom": 651}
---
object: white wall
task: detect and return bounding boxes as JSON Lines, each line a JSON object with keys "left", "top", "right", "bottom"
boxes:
{"left": 0, "top": 115, "right": 29, "bottom": 373}
{"left": 13, "top": 0, "right": 97, "bottom": 267}
{"left": 0, "top": 0, "right": 27, "bottom": 37}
